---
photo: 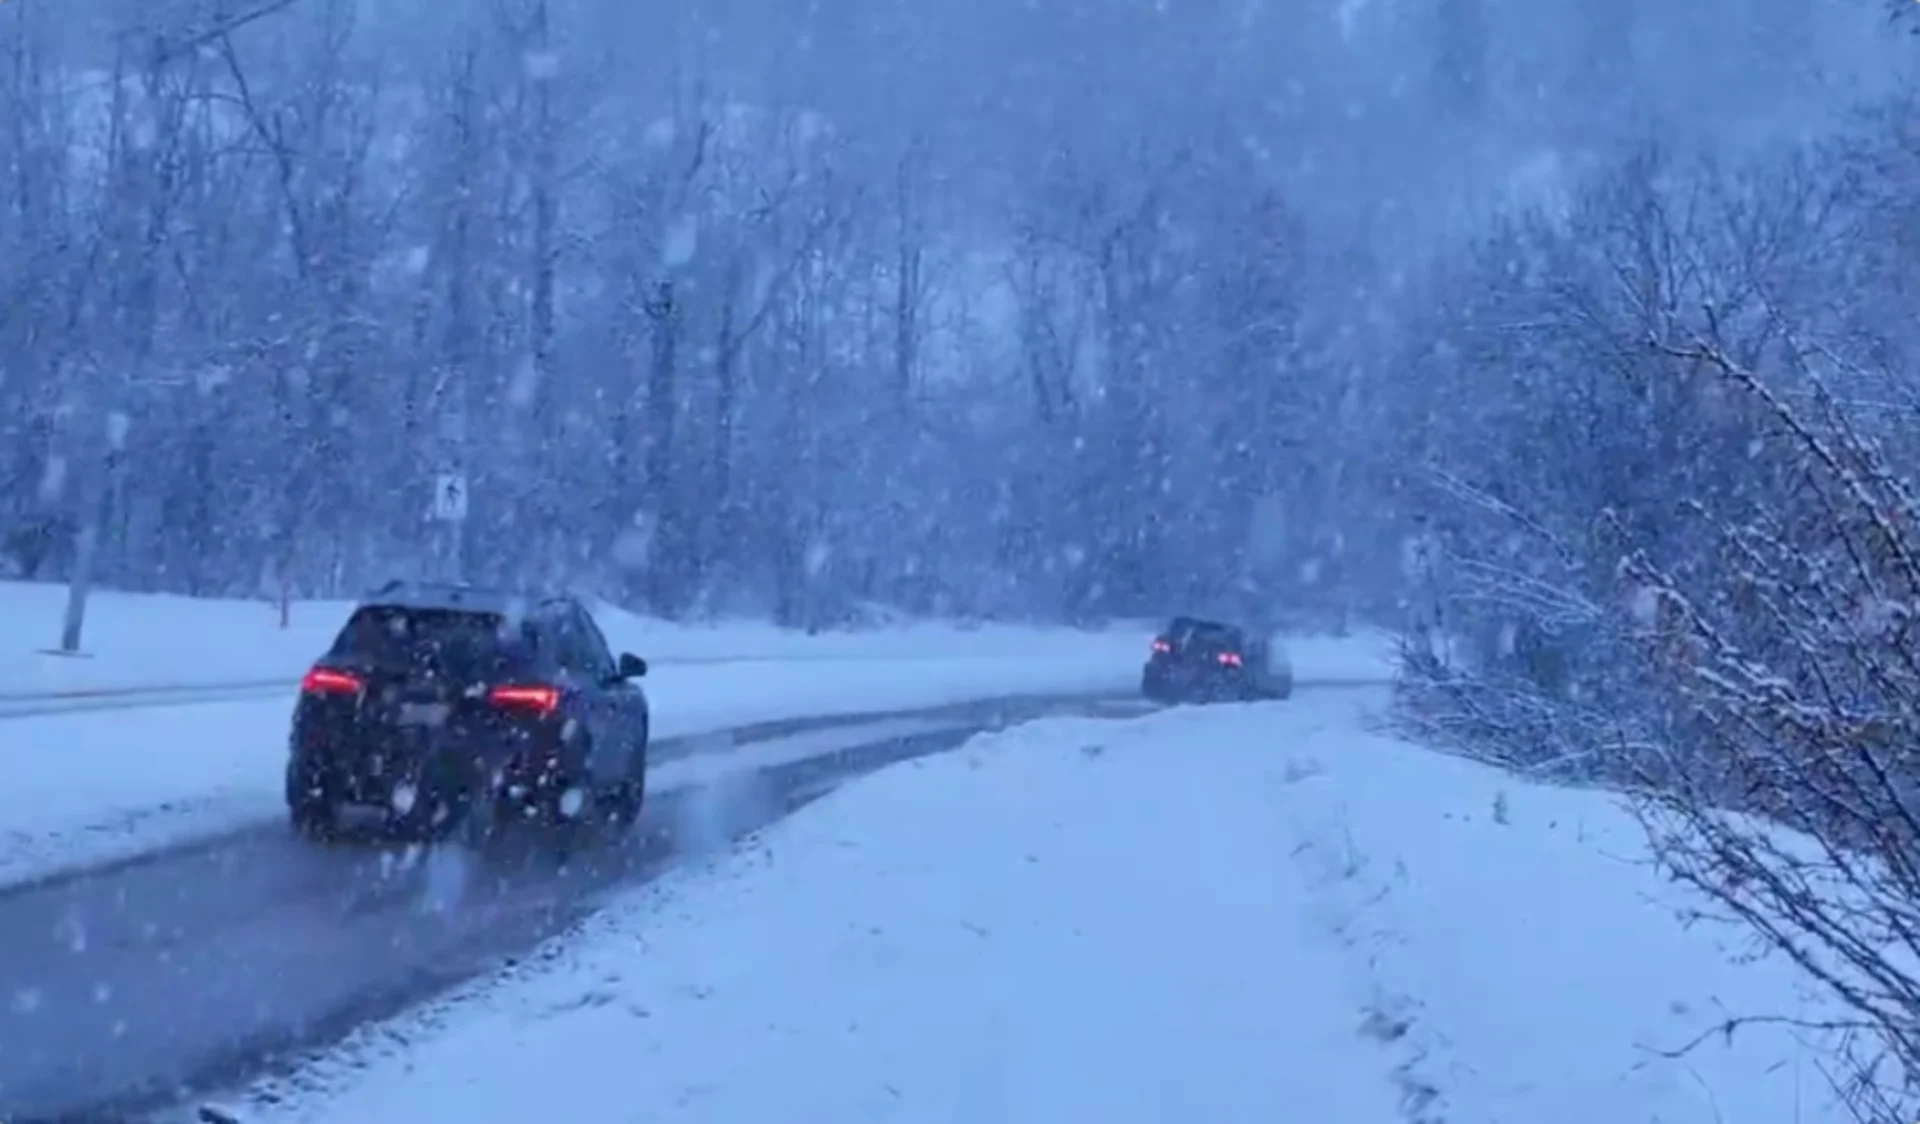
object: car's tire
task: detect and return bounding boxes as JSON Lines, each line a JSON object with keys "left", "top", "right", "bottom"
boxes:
{"left": 599, "top": 777, "right": 644, "bottom": 836}
{"left": 541, "top": 735, "right": 610, "bottom": 857}
{"left": 289, "top": 794, "right": 338, "bottom": 840}
{"left": 287, "top": 765, "right": 339, "bottom": 840}
{"left": 579, "top": 737, "right": 643, "bottom": 846}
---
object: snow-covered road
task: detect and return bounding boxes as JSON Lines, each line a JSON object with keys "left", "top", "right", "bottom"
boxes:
{"left": 203, "top": 687, "right": 1846, "bottom": 1124}
{"left": 0, "top": 581, "right": 1391, "bottom": 891}
{"left": 0, "top": 654, "right": 1143, "bottom": 890}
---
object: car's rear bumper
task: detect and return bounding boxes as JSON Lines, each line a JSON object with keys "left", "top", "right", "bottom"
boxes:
{"left": 1142, "top": 659, "right": 1262, "bottom": 700}
{"left": 288, "top": 717, "right": 582, "bottom": 810}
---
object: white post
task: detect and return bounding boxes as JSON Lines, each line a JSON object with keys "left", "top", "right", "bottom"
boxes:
{"left": 59, "top": 521, "right": 96, "bottom": 654}
{"left": 448, "top": 511, "right": 466, "bottom": 582}
{"left": 432, "top": 470, "right": 469, "bottom": 582}
{"left": 57, "top": 411, "right": 130, "bottom": 655}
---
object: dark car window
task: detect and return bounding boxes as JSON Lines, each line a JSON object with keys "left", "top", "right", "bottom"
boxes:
{"left": 1203, "top": 626, "right": 1245, "bottom": 649}
{"left": 330, "top": 606, "right": 528, "bottom": 674}
{"left": 539, "top": 604, "right": 613, "bottom": 680}
{"left": 1167, "top": 619, "right": 1243, "bottom": 650}
{"left": 571, "top": 607, "right": 618, "bottom": 678}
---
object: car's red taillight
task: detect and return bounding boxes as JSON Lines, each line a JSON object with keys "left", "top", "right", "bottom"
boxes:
{"left": 488, "top": 684, "right": 560, "bottom": 715}
{"left": 1217, "top": 651, "right": 1243, "bottom": 668}
{"left": 301, "top": 667, "right": 363, "bottom": 695}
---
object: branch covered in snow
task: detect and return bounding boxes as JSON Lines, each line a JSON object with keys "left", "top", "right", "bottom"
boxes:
{"left": 1395, "top": 144, "right": 1920, "bottom": 1120}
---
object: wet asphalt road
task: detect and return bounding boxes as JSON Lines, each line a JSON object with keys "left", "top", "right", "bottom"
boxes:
{"left": 0, "top": 694, "right": 1143, "bottom": 1123}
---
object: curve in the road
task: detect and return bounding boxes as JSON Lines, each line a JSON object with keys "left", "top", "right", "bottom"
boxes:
{"left": 0, "top": 653, "right": 1076, "bottom": 720}
{"left": 0, "top": 695, "right": 1121, "bottom": 900}
{"left": 0, "top": 694, "right": 1144, "bottom": 1124}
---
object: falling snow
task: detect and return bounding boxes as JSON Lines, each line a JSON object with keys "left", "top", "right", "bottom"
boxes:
{"left": 524, "top": 49, "right": 560, "bottom": 81}
{"left": 612, "top": 524, "right": 653, "bottom": 571}
{"left": 1625, "top": 584, "right": 1662, "bottom": 628}
{"left": 660, "top": 213, "right": 700, "bottom": 269}
{"left": 804, "top": 540, "right": 832, "bottom": 577}
{"left": 0, "top": 6, "right": 1900, "bottom": 1124}
{"left": 508, "top": 356, "right": 541, "bottom": 408}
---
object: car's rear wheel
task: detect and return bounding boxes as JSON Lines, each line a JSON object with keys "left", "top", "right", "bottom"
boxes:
{"left": 600, "top": 752, "right": 647, "bottom": 836}
{"left": 289, "top": 795, "right": 338, "bottom": 839}
{"left": 594, "top": 781, "right": 639, "bottom": 837}
{"left": 287, "top": 765, "right": 339, "bottom": 840}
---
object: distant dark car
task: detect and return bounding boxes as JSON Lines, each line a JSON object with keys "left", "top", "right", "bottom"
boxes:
{"left": 1141, "top": 616, "right": 1293, "bottom": 704}
{"left": 286, "top": 581, "right": 651, "bottom": 844}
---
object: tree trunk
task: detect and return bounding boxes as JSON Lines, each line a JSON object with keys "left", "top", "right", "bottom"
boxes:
{"left": 645, "top": 279, "right": 681, "bottom": 611}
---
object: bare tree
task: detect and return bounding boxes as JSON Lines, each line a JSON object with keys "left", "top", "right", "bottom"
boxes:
{"left": 888, "top": 133, "right": 934, "bottom": 408}
{"left": 0, "top": 0, "right": 80, "bottom": 580}
{"left": 215, "top": 0, "right": 385, "bottom": 586}
{"left": 615, "top": 88, "right": 709, "bottom": 611}
{"left": 697, "top": 122, "right": 839, "bottom": 589}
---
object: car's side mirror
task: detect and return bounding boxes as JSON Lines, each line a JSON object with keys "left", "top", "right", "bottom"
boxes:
{"left": 616, "top": 652, "right": 648, "bottom": 680}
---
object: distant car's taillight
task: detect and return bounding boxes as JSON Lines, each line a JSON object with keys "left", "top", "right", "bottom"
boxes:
{"left": 301, "top": 668, "right": 363, "bottom": 695}
{"left": 488, "top": 684, "right": 560, "bottom": 715}
{"left": 1217, "top": 651, "right": 1243, "bottom": 668}
{"left": 1151, "top": 638, "right": 1172, "bottom": 654}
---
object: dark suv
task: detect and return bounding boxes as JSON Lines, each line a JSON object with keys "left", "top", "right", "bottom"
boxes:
{"left": 286, "top": 581, "right": 651, "bottom": 843}
{"left": 1141, "top": 616, "right": 1293, "bottom": 704}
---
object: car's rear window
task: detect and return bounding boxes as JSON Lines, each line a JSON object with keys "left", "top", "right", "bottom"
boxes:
{"left": 1169, "top": 620, "right": 1242, "bottom": 648}
{"left": 330, "top": 606, "right": 527, "bottom": 673}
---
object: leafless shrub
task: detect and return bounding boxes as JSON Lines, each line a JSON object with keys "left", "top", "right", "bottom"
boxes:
{"left": 1613, "top": 339, "right": 1920, "bottom": 1121}
{"left": 1392, "top": 138, "right": 1920, "bottom": 1119}
{"left": 1391, "top": 492, "right": 1670, "bottom": 791}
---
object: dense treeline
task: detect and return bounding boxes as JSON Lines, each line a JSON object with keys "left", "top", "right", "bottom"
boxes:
{"left": 0, "top": 0, "right": 1894, "bottom": 628}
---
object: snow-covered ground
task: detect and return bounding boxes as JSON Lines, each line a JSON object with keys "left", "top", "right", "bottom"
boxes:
{"left": 216, "top": 688, "right": 1845, "bottom": 1124}
{"left": 0, "top": 581, "right": 1167, "bottom": 696}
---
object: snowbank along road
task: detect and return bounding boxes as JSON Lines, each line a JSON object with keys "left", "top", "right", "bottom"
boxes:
{"left": 173, "top": 688, "right": 1846, "bottom": 1124}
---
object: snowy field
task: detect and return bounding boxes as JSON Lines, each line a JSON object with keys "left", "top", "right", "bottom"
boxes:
{"left": 0, "top": 580, "right": 1395, "bottom": 890}
{"left": 210, "top": 688, "right": 1844, "bottom": 1124}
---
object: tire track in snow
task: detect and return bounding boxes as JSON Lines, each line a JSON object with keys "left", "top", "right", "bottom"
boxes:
{"left": 1271, "top": 733, "right": 1450, "bottom": 1124}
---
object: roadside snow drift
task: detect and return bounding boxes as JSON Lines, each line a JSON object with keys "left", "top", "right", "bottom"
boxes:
{"left": 226, "top": 689, "right": 1844, "bottom": 1124}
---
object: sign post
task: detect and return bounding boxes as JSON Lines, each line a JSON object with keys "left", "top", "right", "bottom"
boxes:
{"left": 431, "top": 471, "right": 468, "bottom": 581}
{"left": 54, "top": 411, "right": 131, "bottom": 656}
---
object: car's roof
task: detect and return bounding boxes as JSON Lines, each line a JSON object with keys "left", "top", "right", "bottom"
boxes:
{"left": 356, "top": 580, "right": 577, "bottom": 616}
